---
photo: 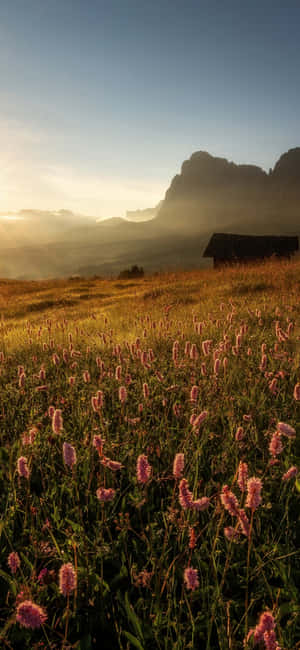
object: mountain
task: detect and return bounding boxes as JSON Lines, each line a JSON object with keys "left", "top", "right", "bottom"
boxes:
{"left": 156, "top": 148, "right": 300, "bottom": 235}
{"left": 0, "top": 148, "right": 299, "bottom": 279}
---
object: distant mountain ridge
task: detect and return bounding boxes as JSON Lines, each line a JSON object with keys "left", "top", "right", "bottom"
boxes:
{"left": 156, "top": 147, "right": 300, "bottom": 235}
{"left": 0, "top": 148, "right": 299, "bottom": 279}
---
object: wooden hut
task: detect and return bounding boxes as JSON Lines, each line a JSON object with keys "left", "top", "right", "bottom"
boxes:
{"left": 203, "top": 233, "right": 299, "bottom": 268}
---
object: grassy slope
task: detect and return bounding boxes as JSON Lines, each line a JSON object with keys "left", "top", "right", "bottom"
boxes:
{"left": 0, "top": 258, "right": 299, "bottom": 649}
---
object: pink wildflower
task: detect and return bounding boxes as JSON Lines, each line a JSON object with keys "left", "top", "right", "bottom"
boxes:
{"left": 143, "top": 382, "right": 149, "bottom": 399}
{"left": 293, "top": 382, "right": 300, "bottom": 401}
{"left": 245, "top": 477, "right": 262, "bottom": 510}
{"left": 235, "top": 426, "right": 244, "bottom": 441}
{"left": 17, "top": 456, "right": 30, "bottom": 479}
{"left": 269, "top": 378, "right": 278, "bottom": 394}
{"left": 48, "top": 405, "right": 55, "bottom": 418}
{"left": 22, "top": 427, "right": 37, "bottom": 446}
{"left": 52, "top": 409, "right": 63, "bottom": 434}
{"left": 19, "top": 373, "right": 25, "bottom": 388}
{"left": 173, "top": 453, "right": 185, "bottom": 479}
{"left": 83, "top": 370, "right": 90, "bottom": 383}
{"left": 119, "top": 386, "right": 127, "bottom": 404}
{"left": 224, "top": 526, "right": 240, "bottom": 542}
{"left": 237, "top": 462, "right": 248, "bottom": 492}
{"left": 184, "top": 567, "right": 199, "bottom": 591}
{"left": 260, "top": 354, "right": 267, "bottom": 371}
{"left": 16, "top": 600, "right": 47, "bottom": 629}
{"left": 192, "top": 496, "right": 210, "bottom": 511}
{"left": 243, "top": 414, "right": 252, "bottom": 422}
{"left": 214, "top": 358, "right": 220, "bottom": 375}
{"left": 220, "top": 485, "right": 240, "bottom": 517}
{"left": 264, "top": 630, "right": 281, "bottom": 650}
{"left": 269, "top": 432, "right": 283, "bottom": 457}
{"left": 115, "top": 365, "right": 122, "bottom": 381}
{"left": 190, "top": 343, "right": 198, "bottom": 360}
{"left": 282, "top": 465, "right": 298, "bottom": 481}
{"left": 63, "top": 442, "right": 77, "bottom": 468}
{"left": 190, "top": 385, "right": 198, "bottom": 403}
{"left": 250, "top": 610, "right": 276, "bottom": 645}
{"left": 8, "top": 552, "right": 20, "bottom": 574}
{"left": 101, "top": 457, "right": 123, "bottom": 471}
{"left": 136, "top": 454, "right": 152, "bottom": 484}
{"left": 192, "top": 410, "right": 208, "bottom": 428}
{"left": 179, "top": 478, "right": 194, "bottom": 509}
{"left": 96, "top": 487, "right": 116, "bottom": 502}
{"left": 277, "top": 422, "right": 296, "bottom": 439}
{"left": 237, "top": 508, "right": 250, "bottom": 537}
{"left": 59, "top": 562, "right": 77, "bottom": 597}
{"left": 37, "top": 568, "right": 48, "bottom": 584}
{"left": 93, "top": 434, "right": 105, "bottom": 456}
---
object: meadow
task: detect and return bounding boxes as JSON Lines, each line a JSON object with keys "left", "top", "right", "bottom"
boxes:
{"left": 0, "top": 258, "right": 299, "bottom": 649}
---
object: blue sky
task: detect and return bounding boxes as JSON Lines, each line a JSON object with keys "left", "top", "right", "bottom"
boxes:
{"left": 0, "top": 0, "right": 299, "bottom": 216}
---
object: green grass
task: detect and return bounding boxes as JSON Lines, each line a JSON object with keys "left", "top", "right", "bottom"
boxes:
{"left": 0, "top": 258, "right": 299, "bottom": 649}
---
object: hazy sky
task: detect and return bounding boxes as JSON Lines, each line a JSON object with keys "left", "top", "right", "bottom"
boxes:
{"left": 0, "top": 0, "right": 299, "bottom": 217}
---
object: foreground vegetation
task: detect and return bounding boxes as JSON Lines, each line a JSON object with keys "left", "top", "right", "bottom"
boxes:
{"left": 0, "top": 259, "right": 299, "bottom": 649}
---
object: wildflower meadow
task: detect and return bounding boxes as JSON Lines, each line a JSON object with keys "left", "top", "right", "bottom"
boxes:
{"left": 0, "top": 259, "right": 299, "bottom": 649}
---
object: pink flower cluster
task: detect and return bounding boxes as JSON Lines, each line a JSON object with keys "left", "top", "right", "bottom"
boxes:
{"left": 16, "top": 600, "right": 47, "bottom": 629}
{"left": 246, "top": 610, "right": 281, "bottom": 649}
{"left": 179, "top": 478, "right": 210, "bottom": 511}
{"left": 17, "top": 456, "right": 30, "bottom": 479}
{"left": 96, "top": 487, "right": 116, "bottom": 502}
{"left": 8, "top": 551, "right": 20, "bottom": 574}
{"left": 173, "top": 453, "right": 184, "bottom": 479}
{"left": 59, "top": 562, "right": 77, "bottom": 597}
{"left": 63, "top": 442, "right": 77, "bottom": 468}
{"left": 245, "top": 477, "right": 262, "bottom": 510}
{"left": 136, "top": 454, "right": 152, "bottom": 484}
{"left": 184, "top": 567, "right": 199, "bottom": 591}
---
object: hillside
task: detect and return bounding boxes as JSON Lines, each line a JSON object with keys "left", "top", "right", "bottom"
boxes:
{"left": 0, "top": 258, "right": 299, "bottom": 648}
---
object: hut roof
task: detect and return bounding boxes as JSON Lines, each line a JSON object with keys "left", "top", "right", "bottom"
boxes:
{"left": 203, "top": 233, "right": 299, "bottom": 258}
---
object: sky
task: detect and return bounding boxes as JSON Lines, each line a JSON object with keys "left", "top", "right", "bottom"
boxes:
{"left": 0, "top": 0, "right": 299, "bottom": 218}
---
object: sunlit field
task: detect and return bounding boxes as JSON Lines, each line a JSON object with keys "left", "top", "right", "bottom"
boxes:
{"left": 0, "top": 258, "right": 299, "bottom": 649}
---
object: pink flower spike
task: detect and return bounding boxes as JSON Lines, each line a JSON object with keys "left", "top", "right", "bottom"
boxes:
{"left": 119, "top": 386, "right": 127, "bottom": 404}
{"left": 237, "top": 462, "right": 248, "bottom": 492}
{"left": 52, "top": 409, "right": 63, "bottom": 434}
{"left": 136, "top": 454, "right": 152, "bottom": 484}
{"left": 179, "top": 478, "right": 194, "bottom": 509}
{"left": 101, "top": 457, "right": 123, "bottom": 471}
{"left": 16, "top": 600, "right": 47, "bottom": 629}
{"left": 59, "top": 562, "right": 77, "bottom": 597}
{"left": 93, "top": 434, "right": 105, "bottom": 456}
{"left": 220, "top": 485, "right": 240, "bottom": 517}
{"left": 192, "top": 410, "right": 208, "bottom": 428}
{"left": 63, "top": 442, "right": 77, "bottom": 468}
{"left": 173, "top": 453, "right": 184, "bottom": 479}
{"left": 224, "top": 526, "right": 240, "bottom": 542}
{"left": 282, "top": 465, "right": 298, "bottom": 481}
{"left": 277, "top": 422, "right": 296, "bottom": 438}
{"left": 192, "top": 496, "right": 210, "bottom": 511}
{"left": 245, "top": 477, "right": 262, "bottom": 510}
{"left": 96, "top": 487, "right": 116, "bottom": 502}
{"left": 293, "top": 382, "right": 300, "bottom": 401}
{"left": 184, "top": 567, "right": 199, "bottom": 591}
{"left": 237, "top": 508, "right": 250, "bottom": 537}
{"left": 235, "top": 426, "right": 244, "bottom": 441}
{"left": 17, "top": 456, "right": 30, "bottom": 479}
{"left": 8, "top": 552, "right": 20, "bottom": 574}
{"left": 269, "top": 432, "right": 283, "bottom": 457}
